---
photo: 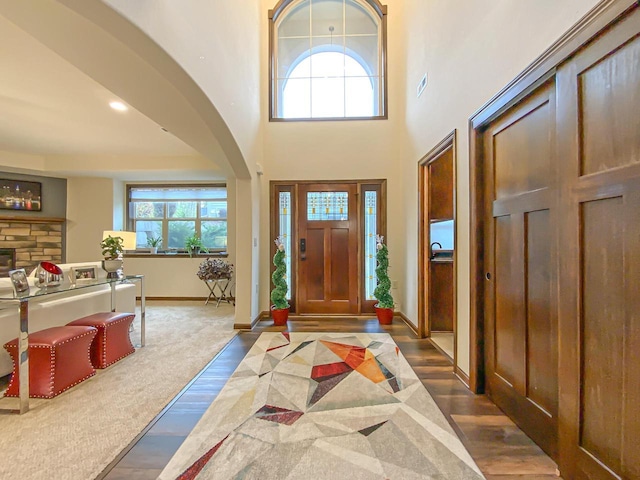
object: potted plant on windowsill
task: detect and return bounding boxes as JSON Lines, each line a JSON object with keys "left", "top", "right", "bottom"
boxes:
{"left": 185, "top": 235, "right": 207, "bottom": 257}
{"left": 147, "top": 236, "right": 162, "bottom": 254}
{"left": 271, "top": 236, "right": 290, "bottom": 326}
{"left": 373, "top": 235, "right": 394, "bottom": 325}
{"left": 101, "top": 235, "right": 124, "bottom": 279}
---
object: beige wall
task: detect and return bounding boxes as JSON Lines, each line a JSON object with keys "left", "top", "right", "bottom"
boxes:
{"left": 104, "top": 0, "right": 264, "bottom": 323}
{"left": 55, "top": 1, "right": 606, "bottom": 369}
{"left": 66, "top": 177, "right": 116, "bottom": 263}
{"left": 400, "top": 0, "right": 601, "bottom": 374}
{"left": 257, "top": 0, "right": 407, "bottom": 312}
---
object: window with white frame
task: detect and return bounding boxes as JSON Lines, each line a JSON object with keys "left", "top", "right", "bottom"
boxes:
{"left": 127, "top": 185, "right": 227, "bottom": 252}
{"left": 270, "top": 0, "right": 387, "bottom": 120}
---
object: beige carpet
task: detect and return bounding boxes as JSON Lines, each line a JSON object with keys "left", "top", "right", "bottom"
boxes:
{"left": 0, "top": 301, "right": 237, "bottom": 480}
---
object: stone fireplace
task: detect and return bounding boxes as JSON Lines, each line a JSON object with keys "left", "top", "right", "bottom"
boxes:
{"left": 0, "top": 248, "right": 16, "bottom": 277}
{"left": 0, "top": 217, "right": 64, "bottom": 276}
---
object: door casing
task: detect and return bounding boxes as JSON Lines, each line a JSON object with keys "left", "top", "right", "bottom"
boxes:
{"left": 418, "top": 131, "right": 457, "bottom": 366}
{"left": 270, "top": 179, "right": 387, "bottom": 315}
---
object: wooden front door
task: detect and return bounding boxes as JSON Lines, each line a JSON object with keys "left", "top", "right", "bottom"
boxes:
{"left": 297, "top": 183, "right": 359, "bottom": 314}
{"left": 483, "top": 82, "right": 559, "bottom": 459}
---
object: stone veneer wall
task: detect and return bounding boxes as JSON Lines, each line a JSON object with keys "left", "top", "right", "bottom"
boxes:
{"left": 0, "top": 219, "right": 63, "bottom": 275}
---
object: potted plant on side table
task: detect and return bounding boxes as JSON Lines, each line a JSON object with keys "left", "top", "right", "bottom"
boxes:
{"left": 271, "top": 236, "right": 290, "bottom": 326}
{"left": 101, "top": 235, "right": 124, "bottom": 279}
{"left": 147, "top": 236, "right": 162, "bottom": 254}
{"left": 373, "top": 235, "right": 394, "bottom": 325}
{"left": 185, "top": 235, "right": 207, "bottom": 257}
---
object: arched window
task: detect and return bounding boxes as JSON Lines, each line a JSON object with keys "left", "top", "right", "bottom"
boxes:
{"left": 269, "top": 0, "right": 387, "bottom": 120}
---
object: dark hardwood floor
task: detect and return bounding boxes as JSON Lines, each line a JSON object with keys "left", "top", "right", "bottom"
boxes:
{"left": 101, "top": 318, "right": 560, "bottom": 479}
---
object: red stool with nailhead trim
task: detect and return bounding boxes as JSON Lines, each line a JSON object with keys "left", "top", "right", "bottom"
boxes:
{"left": 67, "top": 312, "right": 136, "bottom": 369}
{"left": 4, "top": 326, "right": 98, "bottom": 399}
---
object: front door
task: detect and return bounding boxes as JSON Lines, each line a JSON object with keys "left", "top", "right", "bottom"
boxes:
{"left": 297, "top": 183, "right": 359, "bottom": 314}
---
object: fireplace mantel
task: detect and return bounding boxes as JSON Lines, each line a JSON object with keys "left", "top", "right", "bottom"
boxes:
{"left": 0, "top": 216, "right": 65, "bottom": 224}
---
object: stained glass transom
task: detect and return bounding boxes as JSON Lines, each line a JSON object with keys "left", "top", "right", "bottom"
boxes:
{"left": 278, "top": 192, "right": 292, "bottom": 299}
{"left": 364, "top": 190, "right": 377, "bottom": 300}
{"left": 307, "top": 192, "right": 349, "bottom": 221}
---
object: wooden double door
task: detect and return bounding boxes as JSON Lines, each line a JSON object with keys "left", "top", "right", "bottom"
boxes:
{"left": 272, "top": 181, "right": 384, "bottom": 315}
{"left": 480, "top": 5, "right": 640, "bottom": 478}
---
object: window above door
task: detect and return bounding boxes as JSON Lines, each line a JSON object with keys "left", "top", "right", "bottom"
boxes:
{"left": 269, "top": 0, "right": 388, "bottom": 121}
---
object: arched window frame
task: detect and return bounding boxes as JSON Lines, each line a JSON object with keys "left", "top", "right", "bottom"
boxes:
{"left": 269, "top": 0, "right": 388, "bottom": 121}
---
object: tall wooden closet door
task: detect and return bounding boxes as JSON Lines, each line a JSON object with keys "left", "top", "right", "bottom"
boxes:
{"left": 483, "top": 83, "right": 559, "bottom": 458}
{"left": 557, "top": 9, "right": 640, "bottom": 480}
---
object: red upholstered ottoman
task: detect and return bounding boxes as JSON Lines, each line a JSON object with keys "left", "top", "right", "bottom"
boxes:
{"left": 67, "top": 312, "right": 136, "bottom": 368}
{"left": 4, "top": 326, "right": 97, "bottom": 399}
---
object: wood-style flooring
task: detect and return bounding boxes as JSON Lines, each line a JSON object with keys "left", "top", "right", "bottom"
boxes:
{"left": 101, "top": 318, "right": 561, "bottom": 479}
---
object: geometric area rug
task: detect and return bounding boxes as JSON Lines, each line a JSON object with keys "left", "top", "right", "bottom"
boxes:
{"left": 159, "top": 332, "right": 485, "bottom": 479}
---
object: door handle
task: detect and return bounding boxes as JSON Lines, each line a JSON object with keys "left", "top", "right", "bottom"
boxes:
{"left": 429, "top": 242, "right": 442, "bottom": 260}
{"left": 300, "top": 238, "right": 306, "bottom": 260}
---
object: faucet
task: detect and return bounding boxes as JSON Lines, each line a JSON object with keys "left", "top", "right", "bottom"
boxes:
{"left": 429, "top": 242, "right": 442, "bottom": 260}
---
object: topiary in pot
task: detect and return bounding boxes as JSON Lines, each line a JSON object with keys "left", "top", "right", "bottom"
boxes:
{"left": 271, "top": 236, "right": 290, "bottom": 326}
{"left": 373, "top": 235, "right": 394, "bottom": 324}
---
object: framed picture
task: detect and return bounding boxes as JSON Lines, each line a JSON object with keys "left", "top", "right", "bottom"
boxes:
{"left": 9, "top": 269, "right": 30, "bottom": 296}
{"left": 0, "top": 179, "right": 42, "bottom": 211}
{"left": 70, "top": 266, "right": 98, "bottom": 283}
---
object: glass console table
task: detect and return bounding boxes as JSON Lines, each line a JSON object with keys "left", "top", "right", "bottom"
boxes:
{"left": 0, "top": 274, "right": 145, "bottom": 414}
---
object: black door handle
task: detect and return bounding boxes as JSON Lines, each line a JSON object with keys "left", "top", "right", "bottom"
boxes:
{"left": 300, "top": 238, "right": 306, "bottom": 253}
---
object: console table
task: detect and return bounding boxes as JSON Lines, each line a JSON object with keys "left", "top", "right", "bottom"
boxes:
{"left": 0, "top": 275, "right": 145, "bottom": 414}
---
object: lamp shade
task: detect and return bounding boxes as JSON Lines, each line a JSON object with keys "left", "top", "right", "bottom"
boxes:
{"left": 102, "top": 230, "right": 137, "bottom": 251}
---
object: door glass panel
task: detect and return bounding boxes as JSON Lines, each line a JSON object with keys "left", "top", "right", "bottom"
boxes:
{"left": 364, "top": 190, "right": 377, "bottom": 300}
{"left": 279, "top": 192, "right": 292, "bottom": 299}
{"left": 307, "top": 191, "right": 348, "bottom": 220}
{"left": 430, "top": 219, "right": 454, "bottom": 250}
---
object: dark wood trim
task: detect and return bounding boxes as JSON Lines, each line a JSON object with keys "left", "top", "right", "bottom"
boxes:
{"left": 417, "top": 130, "right": 457, "bottom": 365}
{"left": 124, "top": 253, "right": 228, "bottom": 259}
{"left": 396, "top": 311, "right": 419, "bottom": 337}
{"left": 234, "top": 310, "right": 269, "bottom": 330}
{"left": 271, "top": 179, "right": 386, "bottom": 186}
{"left": 0, "top": 216, "right": 65, "bottom": 223}
{"left": 269, "top": 0, "right": 386, "bottom": 23}
{"left": 269, "top": 183, "right": 296, "bottom": 312}
{"left": 468, "top": 119, "right": 485, "bottom": 395}
{"left": 137, "top": 296, "right": 208, "bottom": 301}
{"left": 454, "top": 366, "right": 471, "bottom": 389}
{"left": 268, "top": 0, "right": 388, "bottom": 121}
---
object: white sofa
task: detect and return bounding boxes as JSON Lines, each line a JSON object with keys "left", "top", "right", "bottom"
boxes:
{"left": 0, "top": 262, "right": 136, "bottom": 377}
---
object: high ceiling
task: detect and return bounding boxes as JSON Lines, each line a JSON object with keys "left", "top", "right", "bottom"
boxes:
{"left": 0, "top": 15, "right": 199, "bottom": 159}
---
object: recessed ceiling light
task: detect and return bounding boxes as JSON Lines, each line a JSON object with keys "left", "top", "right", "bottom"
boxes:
{"left": 109, "top": 101, "right": 128, "bottom": 112}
